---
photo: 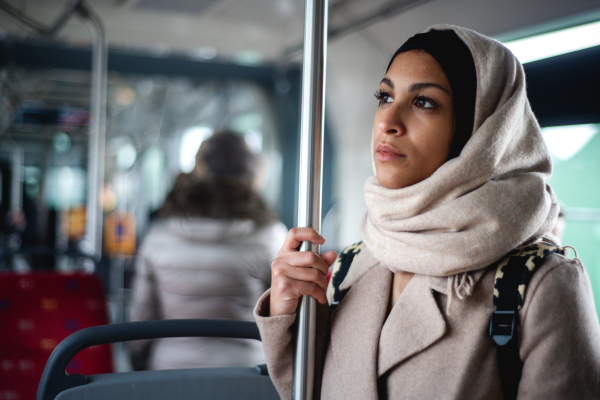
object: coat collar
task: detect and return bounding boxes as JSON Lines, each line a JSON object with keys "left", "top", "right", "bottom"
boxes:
{"left": 329, "top": 255, "right": 447, "bottom": 398}
{"left": 339, "top": 246, "right": 379, "bottom": 291}
{"left": 377, "top": 273, "right": 446, "bottom": 376}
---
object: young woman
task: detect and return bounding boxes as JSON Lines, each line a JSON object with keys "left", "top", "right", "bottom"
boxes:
{"left": 254, "top": 26, "right": 600, "bottom": 399}
{"left": 129, "top": 131, "right": 287, "bottom": 370}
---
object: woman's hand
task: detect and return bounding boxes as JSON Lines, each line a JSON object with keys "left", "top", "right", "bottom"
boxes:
{"left": 269, "top": 227, "right": 338, "bottom": 316}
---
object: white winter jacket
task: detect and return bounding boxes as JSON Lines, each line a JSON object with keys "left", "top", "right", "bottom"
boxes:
{"left": 129, "top": 217, "right": 287, "bottom": 370}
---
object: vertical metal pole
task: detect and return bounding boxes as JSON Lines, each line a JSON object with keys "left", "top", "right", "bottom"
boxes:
{"left": 78, "top": 2, "right": 107, "bottom": 261}
{"left": 293, "top": 1, "right": 328, "bottom": 399}
{"left": 10, "top": 142, "right": 23, "bottom": 214}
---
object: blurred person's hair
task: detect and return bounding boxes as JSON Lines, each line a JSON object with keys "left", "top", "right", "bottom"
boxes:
{"left": 194, "top": 130, "right": 257, "bottom": 185}
{"left": 157, "top": 130, "right": 276, "bottom": 225}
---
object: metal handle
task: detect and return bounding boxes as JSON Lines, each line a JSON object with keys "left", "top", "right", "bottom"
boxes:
{"left": 293, "top": 1, "right": 328, "bottom": 399}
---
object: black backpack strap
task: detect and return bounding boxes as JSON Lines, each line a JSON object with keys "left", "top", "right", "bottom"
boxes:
{"left": 489, "top": 242, "right": 565, "bottom": 399}
{"left": 329, "top": 241, "right": 364, "bottom": 312}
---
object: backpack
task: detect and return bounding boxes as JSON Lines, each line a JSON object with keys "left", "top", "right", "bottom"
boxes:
{"left": 328, "top": 240, "right": 565, "bottom": 400}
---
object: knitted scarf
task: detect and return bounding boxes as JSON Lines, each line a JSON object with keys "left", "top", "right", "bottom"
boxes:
{"left": 360, "top": 25, "right": 559, "bottom": 298}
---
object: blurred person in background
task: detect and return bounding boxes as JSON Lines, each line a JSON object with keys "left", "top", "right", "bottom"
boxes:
{"left": 129, "top": 130, "right": 287, "bottom": 370}
{"left": 552, "top": 208, "right": 566, "bottom": 241}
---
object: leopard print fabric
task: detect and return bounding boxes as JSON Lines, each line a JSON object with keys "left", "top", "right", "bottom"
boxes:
{"left": 492, "top": 242, "right": 565, "bottom": 311}
{"left": 329, "top": 241, "right": 365, "bottom": 310}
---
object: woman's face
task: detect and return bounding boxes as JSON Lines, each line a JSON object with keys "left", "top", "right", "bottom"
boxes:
{"left": 373, "top": 50, "right": 454, "bottom": 189}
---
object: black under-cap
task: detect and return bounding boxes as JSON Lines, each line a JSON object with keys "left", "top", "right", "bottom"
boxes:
{"left": 387, "top": 29, "right": 477, "bottom": 160}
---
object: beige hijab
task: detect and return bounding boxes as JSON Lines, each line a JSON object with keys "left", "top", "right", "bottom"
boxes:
{"left": 360, "top": 25, "right": 559, "bottom": 297}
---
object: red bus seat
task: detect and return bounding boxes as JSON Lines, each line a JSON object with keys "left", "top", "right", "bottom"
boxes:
{"left": 0, "top": 271, "right": 114, "bottom": 400}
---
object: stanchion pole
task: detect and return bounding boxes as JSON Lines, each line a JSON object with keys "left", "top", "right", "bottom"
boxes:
{"left": 293, "top": 0, "right": 328, "bottom": 399}
{"left": 77, "top": 2, "right": 107, "bottom": 262}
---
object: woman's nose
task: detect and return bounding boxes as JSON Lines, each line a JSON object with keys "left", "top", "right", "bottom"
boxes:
{"left": 377, "top": 108, "right": 405, "bottom": 136}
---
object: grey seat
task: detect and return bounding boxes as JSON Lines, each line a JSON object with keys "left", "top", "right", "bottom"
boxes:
{"left": 37, "top": 319, "right": 280, "bottom": 400}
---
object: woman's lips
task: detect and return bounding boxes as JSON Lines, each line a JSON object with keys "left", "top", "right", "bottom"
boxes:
{"left": 376, "top": 144, "right": 405, "bottom": 161}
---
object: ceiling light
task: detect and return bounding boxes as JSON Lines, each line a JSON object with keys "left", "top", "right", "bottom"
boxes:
{"left": 192, "top": 47, "right": 217, "bottom": 60}
{"left": 503, "top": 20, "right": 600, "bottom": 64}
{"left": 235, "top": 51, "right": 263, "bottom": 66}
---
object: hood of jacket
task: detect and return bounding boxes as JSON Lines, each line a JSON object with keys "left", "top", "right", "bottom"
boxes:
{"left": 163, "top": 217, "right": 259, "bottom": 243}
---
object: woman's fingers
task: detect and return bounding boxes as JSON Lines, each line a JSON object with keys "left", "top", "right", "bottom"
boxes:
{"left": 270, "top": 251, "right": 335, "bottom": 316}
{"left": 279, "top": 227, "right": 325, "bottom": 254}
{"left": 272, "top": 255, "right": 329, "bottom": 291}
{"left": 270, "top": 278, "right": 326, "bottom": 316}
{"left": 272, "top": 269, "right": 327, "bottom": 304}
{"left": 269, "top": 228, "right": 339, "bottom": 316}
{"left": 277, "top": 249, "right": 331, "bottom": 275}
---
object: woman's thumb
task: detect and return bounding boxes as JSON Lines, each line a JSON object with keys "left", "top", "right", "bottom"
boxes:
{"left": 321, "top": 251, "right": 338, "bottom": 267}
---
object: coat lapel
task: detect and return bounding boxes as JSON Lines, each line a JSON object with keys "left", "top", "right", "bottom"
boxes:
{"left": 329, "top": 262, "right": 391, "bottom": 400}
{"left": 377, "top": 274, "right": 447, "bottom": 376}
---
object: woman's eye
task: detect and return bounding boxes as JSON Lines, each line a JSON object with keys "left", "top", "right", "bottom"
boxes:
{"left": 374, "top": 90, "right": 393, "bottom": 105}
{"left": 414, "top": 96, "right": 437, "bottom": 109}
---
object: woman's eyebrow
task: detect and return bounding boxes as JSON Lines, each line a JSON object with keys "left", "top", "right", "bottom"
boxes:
{"left": 380, "top": 77, "right": 394, "bottom": 88}
{"left": 380, "top": 78, "right": 451, "bottom": 97}
{"left": 409, "top": 82, "right": 451, "bottom": 96}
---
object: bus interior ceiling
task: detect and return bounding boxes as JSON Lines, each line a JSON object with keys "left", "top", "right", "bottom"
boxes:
{"left": 1, "top": 0, "right": 600, "bottom": 371}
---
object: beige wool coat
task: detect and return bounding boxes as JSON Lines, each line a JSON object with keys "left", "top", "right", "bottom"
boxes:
{"left": 254, "top": 247, "right": 600, "bottom": 399}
